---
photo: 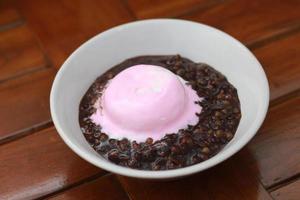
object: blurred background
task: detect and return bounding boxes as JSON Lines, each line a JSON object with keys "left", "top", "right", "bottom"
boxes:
{"left": 0, "top": 0, "right": 299, "bottom": 200}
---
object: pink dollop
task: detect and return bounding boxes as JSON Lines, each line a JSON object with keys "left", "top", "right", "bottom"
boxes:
{"left": 91, "top": 64, "right": 202, "bottom": 142}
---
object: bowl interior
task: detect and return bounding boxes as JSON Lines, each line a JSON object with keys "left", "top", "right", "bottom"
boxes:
{"left": 50, "top": 19, "right": 269, "bottom": 179}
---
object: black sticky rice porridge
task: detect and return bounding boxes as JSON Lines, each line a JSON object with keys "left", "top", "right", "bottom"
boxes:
{"left": 79, "top": 55, "right": 241, "bottom": 170}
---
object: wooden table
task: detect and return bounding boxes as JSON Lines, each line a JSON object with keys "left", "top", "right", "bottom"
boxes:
{"left": 1, "top": 0, "right": 299, "bottom": 199}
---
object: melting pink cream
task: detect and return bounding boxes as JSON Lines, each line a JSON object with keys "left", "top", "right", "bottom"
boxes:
{"left": 91, "top": 64, "right": 202, "bottom": 142}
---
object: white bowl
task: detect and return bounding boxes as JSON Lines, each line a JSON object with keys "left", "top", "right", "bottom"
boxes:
{"left": 50, "top": 19, "right": 269, "bottom": 179}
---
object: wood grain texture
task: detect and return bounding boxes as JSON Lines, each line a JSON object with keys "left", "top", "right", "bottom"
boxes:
{"left": 0, "top": 0, "right": 299, "bottom": 199}
{"left": 0, "top": 69, "right": 55, "bottom": 141}
{"left": 0, "top": 24, "right": 47, "bottom": 82}
{"left": 126, "top": 0, "right": 213, "bottom": 19}
{"left": 0, "top": 127, "right": 104, "bottom": 200}
{"left": 49, "top": 175, "right": 129, "bottom": 200}
{"left": 0, "top": 8, "right": 21, "bottom": 27}
{"left": 253, "top": 31, "right": 300, "bottom": 100}
{"left": 15, "top": 0, "right": 134, "bottom": 69}
{"left": 182, "top": 0, "right": 300, "bottom": 45}
{"left": 271, "top": 179, "right": 300, "bottom": 200}
{"left": 242, "top": 96, "right": 300, "bottom": 188}
{"left": 119, "top": 155, "right": 272, "bottom": 200}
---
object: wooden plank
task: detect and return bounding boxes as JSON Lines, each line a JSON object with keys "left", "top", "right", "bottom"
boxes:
{"left": 118, "top": 155, "right": 272, "bottom": 200}
{"left": 0, "top": 8, "right": 21, "bottom": 27}
{"left": 0, "top": 69, "right": 55, "bottom": 141}
{"left": 15, "top": 0, "right": 134, "bottom": 69}
{"left": 241, "top": 96, "right": 300, "bottom": 187}
{"left": 49, "top": 175, "right": 129, "bottom": 200}
{"left": 126, "top": 0, "right": 214, "bottom": 19}
{"left": 0, "top": 127, "right": 104, "bottom": 200}
{"left": 271, "top": 179, "right": 300, "bottom": 200}
{"left": 253, "top": 31, "right": 300, "bottom": 100}
{"left": 182, "top": 0, "right": 300, "bottom": 45}
{"left": 0, "top": 24, "right": 48, "bottom": 82}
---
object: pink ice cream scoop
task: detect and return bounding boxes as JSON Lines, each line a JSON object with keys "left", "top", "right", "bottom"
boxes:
{"left": 91, "top": 64, "right": 202, "bottom": 142}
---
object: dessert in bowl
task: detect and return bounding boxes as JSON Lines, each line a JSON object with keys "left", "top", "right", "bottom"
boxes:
{"left": 79, "top": 55, "right": 241, "bottom": 170}
{"left": 50, "top": 19, "right": 269, "bottom": 179}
